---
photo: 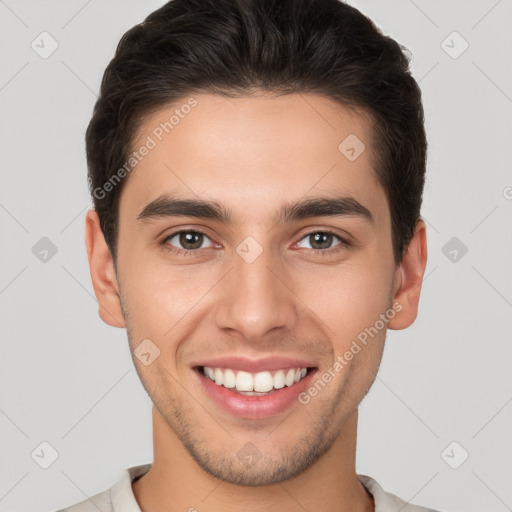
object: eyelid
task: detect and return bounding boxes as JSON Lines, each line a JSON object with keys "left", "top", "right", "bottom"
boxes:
{"left": 294, "top": 226, "right": 353, "bottom": 245}
{"left": 161, "top": 228, "right": 218, "bottom": 250}
{"left": 160, "top": 226, "right": 352, "bottom": 257}
{"left": 291, "top": 229, "right": 352, "bottom": 257}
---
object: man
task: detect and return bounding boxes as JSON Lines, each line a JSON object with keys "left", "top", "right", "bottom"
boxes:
{"left": 58, "top": 0, "right": 440, "bottom": 510}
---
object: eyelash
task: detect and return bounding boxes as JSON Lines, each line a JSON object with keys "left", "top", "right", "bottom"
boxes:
{"left": 159, "top": 229, "right": 351, "bottom": 258}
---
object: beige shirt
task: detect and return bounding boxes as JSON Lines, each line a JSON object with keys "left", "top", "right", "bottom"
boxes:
{"left": 55, "top": 464, "right": 442, "bottom": 512}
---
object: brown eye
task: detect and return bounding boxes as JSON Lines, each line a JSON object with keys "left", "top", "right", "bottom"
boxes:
{"left": 297, "top": 231, "right": 344, "bottom": 251}
{"left": 162, "top": 230, "right": 214, "bottom": 252}
{"left": 178, "top": 231, "right": 204, "bottom": 250}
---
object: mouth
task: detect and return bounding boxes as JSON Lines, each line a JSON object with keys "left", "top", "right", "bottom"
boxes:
{"left": 196, "top": 365, "right": 316, "bottom": 395}
{"left": 192, "top": 365, "right": 318, "bottom": 419}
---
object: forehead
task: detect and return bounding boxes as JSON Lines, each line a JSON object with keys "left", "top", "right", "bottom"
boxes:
{"left": 121, "top": 92, "right": 388, "bottom": 228}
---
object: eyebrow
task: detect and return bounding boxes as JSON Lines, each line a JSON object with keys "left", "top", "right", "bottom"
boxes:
{"left": 136, "top": 193, "right": 374, "bottom": 226}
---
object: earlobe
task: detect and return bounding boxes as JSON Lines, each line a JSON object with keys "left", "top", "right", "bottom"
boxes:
{"left": 387, "top": 219, "right": 428, "bottom": 330}
{"left": 85, "top": 209, "right": 126, "bottom": 328}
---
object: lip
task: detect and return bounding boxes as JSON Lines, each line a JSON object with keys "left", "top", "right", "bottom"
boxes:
{"left": 190, "top": 356, "right": 317, "bottom": 373}
{"left": 192, "top": 366, "right": 318, "bottom": 419}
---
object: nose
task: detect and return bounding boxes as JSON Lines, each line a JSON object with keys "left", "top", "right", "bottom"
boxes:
{"left": 213, "top": 241, "right": 298, "bottom": 342}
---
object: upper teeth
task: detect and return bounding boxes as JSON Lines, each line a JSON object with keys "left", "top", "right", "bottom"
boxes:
{"left": 203, "top": 366, "right": 308, "bottom": 392}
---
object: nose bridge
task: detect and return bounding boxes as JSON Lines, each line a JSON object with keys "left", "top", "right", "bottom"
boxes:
{"left": 214, "top": 237, "right": 297, "bottom": 339}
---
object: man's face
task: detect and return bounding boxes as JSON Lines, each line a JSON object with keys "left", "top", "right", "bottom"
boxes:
{"left": 110, "top": 93, "right": 402, "bottom": 485}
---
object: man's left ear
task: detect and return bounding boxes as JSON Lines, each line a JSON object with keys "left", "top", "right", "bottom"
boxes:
{"left": 387, "top": 218, "right": 428, "bottom": 330}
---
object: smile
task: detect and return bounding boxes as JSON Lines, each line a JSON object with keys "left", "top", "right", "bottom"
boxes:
{"left": 200, "top": 366, "right": 310, "bottom": 395}
{"left": 193, "top": 365, "right": 318, "bottom": 419}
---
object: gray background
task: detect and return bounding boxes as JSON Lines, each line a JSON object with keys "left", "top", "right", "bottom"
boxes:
{"left": 1, "top": 1, "right": 511, "bottom": 511}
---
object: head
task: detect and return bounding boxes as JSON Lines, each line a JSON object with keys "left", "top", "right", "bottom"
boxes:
{"left": 85, "top": 0, "right": 427, "bottom": 487}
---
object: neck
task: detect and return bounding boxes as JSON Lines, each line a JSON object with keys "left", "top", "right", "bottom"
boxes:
{"left": 132, "top": 407, "right": 374, "bottom": 512}
{"left": 133, "top": 406, "right": 374, "bottom": 512}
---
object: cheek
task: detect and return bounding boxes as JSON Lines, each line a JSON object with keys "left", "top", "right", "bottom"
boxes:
{"left": 121, "top": 263, "right": 219, "bottom": 339}
{"left": 297, "top": 257, "right": 393, "bottom": 345}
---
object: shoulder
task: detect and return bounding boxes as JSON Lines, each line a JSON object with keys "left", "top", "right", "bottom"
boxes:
{"left": 358, "top": 474, "right": 444, "bottom": 512}
{"left": 53, "top": 463, "right": 152, "bottom": 512}
{"left": 53, "top": 488, "right": 112, "bottom": 512}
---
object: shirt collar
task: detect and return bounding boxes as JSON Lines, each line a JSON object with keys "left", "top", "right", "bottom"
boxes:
{"left": 111, "top": 463, "right": 417, "bottom": 512}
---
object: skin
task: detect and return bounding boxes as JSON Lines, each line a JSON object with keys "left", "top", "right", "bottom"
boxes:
{"left": 85, "top": 92, "right": 427, "bottom": 512}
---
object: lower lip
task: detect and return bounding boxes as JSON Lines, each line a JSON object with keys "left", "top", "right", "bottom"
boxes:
{"left": 193, "top": 367, "right": 317, "bottom": 419}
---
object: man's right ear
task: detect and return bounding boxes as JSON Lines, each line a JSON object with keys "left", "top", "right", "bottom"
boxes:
{"left": 84, "top": 209, "right": 126, "bottom": 328}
